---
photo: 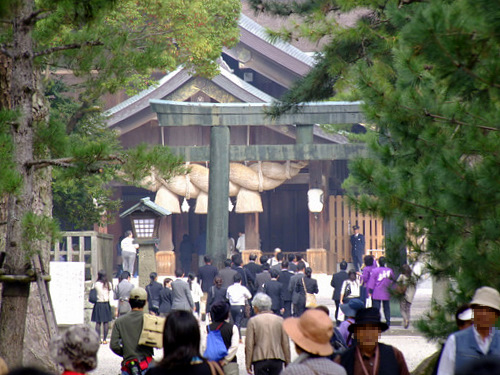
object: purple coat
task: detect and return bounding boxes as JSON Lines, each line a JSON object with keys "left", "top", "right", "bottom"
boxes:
{"left": 368, "top": 266, "right": 394, "bottom": 300}
{"left": 361, "top": 265, "right": 376, "bottom": 286}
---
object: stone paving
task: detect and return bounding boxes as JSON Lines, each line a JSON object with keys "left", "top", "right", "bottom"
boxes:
{"left": 94, "top": 273, "right": 439, "bottom": 375}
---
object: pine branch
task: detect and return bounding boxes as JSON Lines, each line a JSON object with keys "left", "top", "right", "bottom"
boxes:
{"left": 26, "top": 155, "right": 125, "bottom": 170}
{"left": 396, "top": 196, "right": 473, "bottom": 219}
{"left": 423, "top": 110, "right": 499, "bottom": 132}
{"left": 34, "top": 41, "right": 103, "bottom": 58}
{"left": 23, "top": 9, "right": 52, "bottom": 26}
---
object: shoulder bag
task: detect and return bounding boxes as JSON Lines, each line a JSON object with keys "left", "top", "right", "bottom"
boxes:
{"left": 302, "top": 277, "right": 317, "bottom": 308}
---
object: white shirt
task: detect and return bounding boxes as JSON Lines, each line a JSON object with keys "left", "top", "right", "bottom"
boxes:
{"left": 226, "top": 283, "right": 251, "bottom": 306}
{"left": 94, "top": 281, "right": 112, "bottom": 302}
{"left": 236, "top": 234, "right": 245, "bottom": 251}
{"left": 121, "top": 237, "right": 139, "bottom": 254}
{"left": 341, "top": 279, "right": 361, "bottom": 299}
{"left": 190, "top": 279, "right": 203, "bottom": 303}
{"left": 437, "top": 326, "right": 495, "bottom": 375}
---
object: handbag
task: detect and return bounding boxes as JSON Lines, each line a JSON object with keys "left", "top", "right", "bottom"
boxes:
{"left": 302, "top": 277, "right": 317, "bottom": 308}
{"left": 89, "top": 286, "right": 98, "bottom": 304}
{"left": 244, "top": 299, "right": 252, "bottom": 318}
{"left": 203, "top": 323, "right": 228, "bottom": 361}
{"left": 342, "top": 283, "right": 351, "bottom": 303}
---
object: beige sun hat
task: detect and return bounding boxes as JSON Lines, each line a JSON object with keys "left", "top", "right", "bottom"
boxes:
{"left": 470, "top": 286, "right": 500, "bottom": 312}
{"left": 283, "top": 309, "right": 334, "bottom": 356}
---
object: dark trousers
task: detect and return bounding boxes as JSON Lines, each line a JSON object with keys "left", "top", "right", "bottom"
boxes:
{"left": 372, "top": 299, "right": 391, "bottom": 326}
{"left": 334, "top": 299, "right": 341, "bottom": 324}
{"left": 352, "top": 252, "right": 363, "bottom": 271}
{"left": 292, "top": 302, "right": 306, "bottom": 317}
{"left": 253, "top": 359, "right": 285, "bottom": 375}
{"left": 282, "top": 301, "right": 292, "bottom": 318}
{"left": 230, "top": 305, "right": 244, "bottom": 334}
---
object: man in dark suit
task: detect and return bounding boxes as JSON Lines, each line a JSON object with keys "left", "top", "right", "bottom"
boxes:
{"left": 244, "top": 253, "right": 262, "bottom": 295}
{"left": 288, "top": 261, "right": 306, "bottom": 317}
{"left": 331, "top": 260, "right": 349, "bottom": 325}
{"left": 255, "top": 263, "right": 272, "bottom": 293}
{"left": 232, "top": 254, "right": 255, "bottom": 289}
{"left": 278, "top": 260, "right": 294, "bottom": 318}
{"left": 270, "top": 252, "right": 285, "bottom": 272}
{"left": 350, "top": 224, "right": 365, "bottom": 271}
{"left": 197, "top": 255, "right": 219, "bottom": 321}
{"left": 287, "top": 253, "right": 297, "bottom": 273}
{"left": 219, "top": 259, "right": 238, "bottom": 289}
{"left": 263, "top": 268, "right": 283, "bottom": 315}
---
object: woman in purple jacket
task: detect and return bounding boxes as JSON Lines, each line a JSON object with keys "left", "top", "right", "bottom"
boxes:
{"left": 360, "top": 255, "right": 376, "bottom": 302}
{"left": 367, "top": 256, "right": 395, "bottom": 326}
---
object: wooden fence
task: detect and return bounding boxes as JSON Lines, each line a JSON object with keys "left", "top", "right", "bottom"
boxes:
{"left": 329, "top": 196, "right": 385, "bottom": 265}
{"left": 51, "top": 231, "right": 114, "bottom": 281}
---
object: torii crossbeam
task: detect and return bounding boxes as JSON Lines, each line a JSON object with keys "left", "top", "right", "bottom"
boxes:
{"left": 150, "top": 100, "right": 366, "bottom": 263}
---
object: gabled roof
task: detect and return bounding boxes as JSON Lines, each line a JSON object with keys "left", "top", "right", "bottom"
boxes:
{"left": 120, "top": 197, "right": 171, "bottom": 218}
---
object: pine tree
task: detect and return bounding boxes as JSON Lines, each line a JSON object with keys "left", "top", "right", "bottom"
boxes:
{"left": 0, "top": 0, "right": 240, "bottom": 367}
{"left": 249, "top": 0, "right": 500, "bottom": 340}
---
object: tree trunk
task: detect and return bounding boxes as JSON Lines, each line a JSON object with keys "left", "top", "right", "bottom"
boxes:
{"left": 0, "top": 0, "right": 52, "bottom": 368}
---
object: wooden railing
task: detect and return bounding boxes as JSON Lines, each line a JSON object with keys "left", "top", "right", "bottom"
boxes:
{"left": 51, "top": 231, "right": 114, "bottom": 281}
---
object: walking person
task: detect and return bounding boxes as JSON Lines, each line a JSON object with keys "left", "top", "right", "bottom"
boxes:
{"left": 360, "top": 255, "right": 376, "bottom": 303}
{"left": 207, "top": 276, "right": 228, "bottom": 320}
{"left": 158, "top": 278, "right": 172, "bottom": 317}
{"left": 114, "top": 271, "right": 134, "bottom": 317}
{"left": 335, "top": 307, "right": 410, "bottom": 375}
{"left": 288, "top": 262, "right": 306, "bottom": 317}
{"left": 171, "top": 269, "right": 195, "bottom": 312}
{"left": 303, "top": 267, "right": 319, "bottom": 306}
{"left": 245, "top": 293, "right": 290, "bottom": 375}
{"left": 340, "top": 270, "right": 361, "bottom": 304}
{"left": 207, "top": 301, "right": 240, "bottom": 375}
{"left": 437, "top": 286, "right": 500, "bottom": 375}
{"left": 111, "top": 287, "right": 154, "bottom": 375}
{"left": 145, "top": 272, "right": 162, "bottom": 316}
{"left": 219, "top": 259, "right": 238, "bottom": 289}
{"left": 367, "top": 256, "right": 395, "bottom": 326}
{"left": 331, "top": 260, "right": 349, "bottom": 324}
{"left": 396, "top": 264, "right": 416, "bottom": 329}
{"left": 281, "top": 309, "right": 347, "bottom": 375}
{"left": 226, "top": 273, "right": 252, "bottom": 336}
{"left": 188, "top": 272, "right": 203, "bottom": 319}
{"left": 121, "top": 230, "right": 139, "bottom": 276}
{"left": 278, "top": 260, "right": 294, "bottom": 318}
{"left": 197, "top": 255, "right": 219, "bottom": 321}
{"left": 146, "top": 310, "right": 223, "bottom": 375}
{"left": 263, "top": 268, "right": 283, "bottom": 315}
{"left": 91, "top": 269, "right": 113, "bottom": 344}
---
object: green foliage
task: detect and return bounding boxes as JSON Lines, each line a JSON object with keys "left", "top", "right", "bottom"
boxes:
{"left": 21, "top": 212, "right": 60, "bottom": 256}
{"left": 0, "top": 110, "right": 22, "bottom": 195}
{"left": 253, "top": 0, "right": 500, "bottom": 340}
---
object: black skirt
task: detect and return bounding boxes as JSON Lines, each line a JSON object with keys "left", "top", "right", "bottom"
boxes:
{"left": 91, "top": 301, "right": 112, "bottom": 322}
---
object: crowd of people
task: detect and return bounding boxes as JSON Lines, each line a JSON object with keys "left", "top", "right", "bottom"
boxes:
{"left": 3, "top": 246, "right": 500, "bottom": 375}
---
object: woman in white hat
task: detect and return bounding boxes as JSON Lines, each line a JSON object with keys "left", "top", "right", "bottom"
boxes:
{"left": 281, "top": 309, "right": 347, "bottom": 375}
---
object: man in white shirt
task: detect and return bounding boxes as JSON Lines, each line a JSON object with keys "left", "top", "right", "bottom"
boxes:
{"left": 437, "top": 286, "right": 500, "bottom": 375}
{"left": 236, "top": 232, "right": 245, "bottom": 252}
{"left": 226, "top": 273, "right": 251, "bottom": 336}
{"left": 120, "top": 230, "right": 139, "bottom": 276}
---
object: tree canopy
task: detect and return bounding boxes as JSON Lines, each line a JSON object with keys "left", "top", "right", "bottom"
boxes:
{"left": 249, "top": 0, "right": 500, "bottom": 339}
{"left": 0, "top": 0, "right": 240, "bottom": 367}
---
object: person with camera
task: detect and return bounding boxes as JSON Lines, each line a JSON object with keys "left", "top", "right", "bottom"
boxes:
{"left": 110, "top": 287, "right": 154, "bottom": 375}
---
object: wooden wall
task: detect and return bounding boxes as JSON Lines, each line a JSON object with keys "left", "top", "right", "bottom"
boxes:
{"left": 329, "top": 195, "right": 385, "bottom": 265}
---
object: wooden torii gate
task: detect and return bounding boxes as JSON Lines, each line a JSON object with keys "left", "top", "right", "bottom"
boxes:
{"left": 150, "top": 100, "right": 366, "bottom": 267}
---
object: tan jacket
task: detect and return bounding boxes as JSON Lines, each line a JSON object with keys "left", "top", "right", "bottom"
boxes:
{"left": 245, "top": 311, "right": 291, "bottom": 370}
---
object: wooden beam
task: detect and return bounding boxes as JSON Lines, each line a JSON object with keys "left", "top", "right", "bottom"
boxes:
{"left": 151, "top": 100, "right": 365, "bottom": 127}
{"left": 168, "top": 143, "right": 366, "bottom": 161}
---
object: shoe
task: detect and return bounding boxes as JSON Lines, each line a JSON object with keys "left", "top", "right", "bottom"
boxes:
{"left": 101, "top": 340, "right": 108, "bottom": 345}
{"left": 404, "top": 320, "right": 410, "bottom": 329}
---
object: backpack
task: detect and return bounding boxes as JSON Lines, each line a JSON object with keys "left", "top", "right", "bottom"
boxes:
{"left": 203, "top": 323, "right": 228, "bottom": 361}
{"left": 138, "top": 314, "right": 166, "bottom": 348}
{"left": 88, "top": 287, "right": 98, "bottom": 304}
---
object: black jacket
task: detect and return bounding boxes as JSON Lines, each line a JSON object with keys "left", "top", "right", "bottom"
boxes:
{"left": 263, "top": 279, "right": 283, "bottom": 311}
{"left": 278, "top": 270, "right": 294, "bottom": 301}
{"left": 197, "top": 264, "right": 219, "bottom": 293}
{"left": 158, "top": 287, "right": 172, "bottom": 314}
{"left": 146, "top": 281, "right": 163, "bottom": 311}
{"left": 331, "top": 270, "right": 349, "bottom": 300}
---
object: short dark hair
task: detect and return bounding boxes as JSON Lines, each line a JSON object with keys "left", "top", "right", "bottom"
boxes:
{"left": 276, "top": 252, "right": 284, "bottom": 261}
{"left": 119, "top": 271, "right": 130, "bottom": 281}
{"left": 260, "top": 255, "right": 268, "bottom": 265}
{"left": 163, "top": 278, "right": 172, "bottom": 288}
{"left": 233, "top": 273, "right": 242, "bottom": 283}
{"left": 130, "top": 298, "right": 146, "bottom": 309}
{"left": 233, "top": 255, "right": 242, "bottom": 267}
{"left": 249, "top": 253, "right": 257, "bottom": 261}
{"left": 224, "top": 259, "right": 232, "bottom": 267}
{"left": 305, "top": 267, "right": 313, "bottom": 278}
{"left": 378, "top": 256, "right": 386, "bottom": 267}
{"left": 261, "top": 263, "right": 270, "bottom": 271}
{"left": 288, "top": 253, "right": 295, "bottom": 262}
{"left": 124, "top": 230, "right": 132, "bottom": 237}
{"left": 175, "top": 269, "right": 184, "bottom": 278}
{"left": 296, "top": 254, "right": 303, "bottom": 262}
{"left": 150, "top": 272, "right": 157, "bottom": 282}
{"left": 281, "top": 260, "right": 289, "bottom": 269}
{"left": 340, "top": 261, "right": 348, "bottom": 270}
{"left": 204, "top": 255, "right": 211, "bottom": 264}
{"left": 364, "top": 255, "right": 374, "bottom": 267}
{"left": 270, "top": 268, "right": 279, "bottom": 278}
{"left": 297, "top": 261, "right": 306, "bottom": 271}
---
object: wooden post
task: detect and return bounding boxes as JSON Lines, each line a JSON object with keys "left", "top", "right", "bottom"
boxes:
{"left": 245, "top": 213, "right": 260, "bottom": 251}
{"left": 206, "top": 126, "right": 230, "bottom": 266}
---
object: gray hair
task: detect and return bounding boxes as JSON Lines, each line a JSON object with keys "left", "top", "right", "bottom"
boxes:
{"left": 252, "top": 292, "right": 272, "bottom": 312}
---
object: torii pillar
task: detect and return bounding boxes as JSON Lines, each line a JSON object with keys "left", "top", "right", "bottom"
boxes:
{"left": 151, "top": 100, "right": 366, "bottom": 271}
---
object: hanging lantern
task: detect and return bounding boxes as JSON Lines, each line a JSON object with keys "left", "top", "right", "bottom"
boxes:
{"left": 228, "top": 198, "right": 234, "bottom": 212}
{"left": 181, "top": 198, "right": 190, "bottom": 213}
